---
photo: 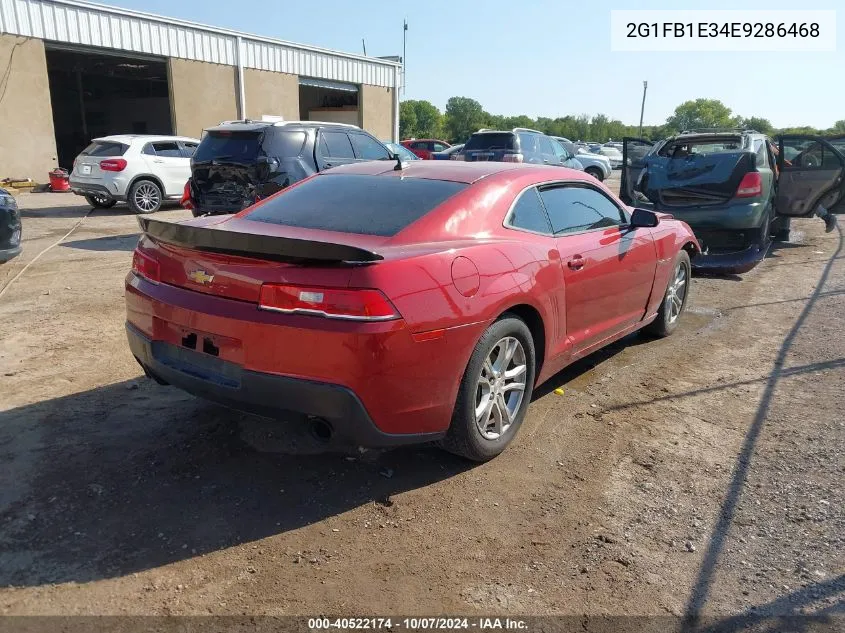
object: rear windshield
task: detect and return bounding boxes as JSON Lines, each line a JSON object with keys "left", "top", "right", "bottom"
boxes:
{"left": 465, "top": 133, "right": 517, "bottom": 151}
{"left": 246, "top": 174, "right": 467, "bottom": 237}
{"left": 81, "top": 141, "right": 128, "bottom": 157}
{"left": 658, "top": 137, "right": 744, "bottom": 158}
{"left": 194, "top": 131, "right": 262, "bottom": 163}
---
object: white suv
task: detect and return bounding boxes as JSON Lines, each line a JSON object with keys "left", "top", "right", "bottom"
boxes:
{"left": 69, "top": 135, "right": 200, "bottom": 214}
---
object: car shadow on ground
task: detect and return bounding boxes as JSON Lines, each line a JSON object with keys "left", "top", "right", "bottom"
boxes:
{"left": 680, "top": 226, "right": 844, "bottom": 631}
{"left": 0, "top": 381, "right": 472, "bottom": 587}
{"left": 16, "top": 202, "right": 135, "bottom": 219}
{"left": 61, "top": 233, "right": 141, "bottom": 252}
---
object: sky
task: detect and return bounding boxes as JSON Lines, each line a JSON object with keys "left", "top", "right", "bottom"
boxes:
{"left": 94, "top": 0, "right": 844, "bottom": 129}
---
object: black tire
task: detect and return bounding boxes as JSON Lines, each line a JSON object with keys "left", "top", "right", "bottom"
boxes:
{"left": 127, "top": 179, "right": 163, "bottom": 214}
{"left": 645, "top": 250, "right": 691, "bottom": 338}
{"left": 585, "top": 166, "right": 604, "bottom": 182}
{"left": 440, "top": 315, "right": 536, "bottom": 462}
{"left": 84, "top": 194, "right": 117, "bottom": 209}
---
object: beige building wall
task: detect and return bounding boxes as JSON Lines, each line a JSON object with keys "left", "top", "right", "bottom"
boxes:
{"left": 168, "top": 58, "right": 238, "bottom": 138}
{"left": 360, "top": 84, "right": 395, "bottom": 141}
{"left": 0, "top": 35, "right": 58, "bottom": 179}
{"left": 244, "top": 68, "right": 299, "bottom": 121}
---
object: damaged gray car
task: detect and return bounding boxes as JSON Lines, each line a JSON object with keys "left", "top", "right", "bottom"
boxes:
{"left": 620, "top": 130, "right": 845, "bottom": 274}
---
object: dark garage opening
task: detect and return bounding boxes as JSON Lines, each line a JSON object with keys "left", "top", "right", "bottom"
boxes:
{"left": 299, "top": 78, "right": 359, "bottom": 126}
{"left": 46, "top": 47, "right": 173, "bottom": 169}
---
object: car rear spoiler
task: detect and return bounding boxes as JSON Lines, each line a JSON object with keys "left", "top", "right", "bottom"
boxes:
{"left": 137, "top": 217, "right": 384, "bottom": 264}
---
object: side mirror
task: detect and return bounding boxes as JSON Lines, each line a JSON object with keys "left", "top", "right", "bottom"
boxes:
{"left": 630, "top": 208, "right": 659, "bottom": 228}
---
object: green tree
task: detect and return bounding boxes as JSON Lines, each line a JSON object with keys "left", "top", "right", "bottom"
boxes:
{"left": 411, "top": 100, "right": 443, "bottom": 138}
{"left": 444, "top": 97, "right": 486, "bottom": 144}
{"left": 399, "top": 101, "right": 418, "bottom": 139}
{"left": 738, "top": 116, "right": 774, "bottom": 135}
{"left": 830, "top": 120, "right": 845, "bottom": 134}
{"left": 665, "top": 99, "right": 738, "bottom": 133}
{"left": 590, "top": 114, "right": 609, "bottom": 141}
{"left": 399, "top": 100, "right": 443, "bottom": 139}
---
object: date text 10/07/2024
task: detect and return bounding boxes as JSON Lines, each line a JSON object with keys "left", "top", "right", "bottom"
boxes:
{"left": 308, "top": 618, "right": 528, "bottom": 630}
{"left": 626, "top": 22, "right": 820, "bottom": 39}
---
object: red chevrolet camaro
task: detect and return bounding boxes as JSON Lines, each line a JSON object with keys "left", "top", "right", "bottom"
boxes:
{"left": 126, "top": 161, "right": 699, "bottom": 461}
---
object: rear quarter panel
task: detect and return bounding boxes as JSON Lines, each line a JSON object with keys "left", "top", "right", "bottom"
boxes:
{"left": 645, "top": 217, "right": 700, "bottom": 317}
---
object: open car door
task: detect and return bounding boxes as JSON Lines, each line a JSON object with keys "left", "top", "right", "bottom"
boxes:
{"left": 776, "top": 136, "right": 845, "bottom": 217}
{"left": 620, "top": 138, "right": 655, "bottom": 206}
{"left": 823, "top": 134, "right": 845, "bottom": 211}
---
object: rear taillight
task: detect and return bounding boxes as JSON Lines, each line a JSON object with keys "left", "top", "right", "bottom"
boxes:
{"left": 258, "top": 284, "right": 400, "bottom": 321}
{"left": 132, "top": 250, "right": 160, "bottom": 282}
{"left": 735, "top": 172, "right": 762, "bottom": 198}
{"left": 100, "top": 158, "right": 127, "bottom": 172}
{"left": 180, "top": 180, "right": 193, "bottom": 210}
{"left": 502, "top": 153, "right": 524, "bottom": 163}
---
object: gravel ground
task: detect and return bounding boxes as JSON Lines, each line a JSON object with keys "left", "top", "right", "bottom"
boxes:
{"left": 0, "top": 181, "right": 842, "bottom": 628}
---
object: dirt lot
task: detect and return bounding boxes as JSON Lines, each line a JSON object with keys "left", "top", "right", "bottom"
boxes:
{"left": 0, "top": 179, "right": 842, "bottom": 625}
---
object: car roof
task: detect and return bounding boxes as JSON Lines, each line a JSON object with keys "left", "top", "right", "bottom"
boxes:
{"left": 321, "top": 160, "right": 593, "bottom": 184}
{"left": 93, "top": 134, "right": 199, "bottom": 145}
{"left": 204, "top": 121, "right": 361, "bottom": 133}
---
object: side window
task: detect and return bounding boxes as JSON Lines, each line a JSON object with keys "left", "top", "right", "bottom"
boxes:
{"left": 432, "top": 142, "right": 448, "bottom": 152}
{"left": 141, "top": 143, "right": 156, "bottom": 156}
{"left": 753, "top": 139, "right": 768, "bottom": 168}
{"left": 518, "top": 133, "right": 538, "bottom": 156}
{"left": 781, "top": 138, "right": 843, "bottom": 170}
{"left": 539, "top": 185, "right": 626, "bottom": 235}
{"left": 349, "top": 134, "right": 391, "bottom": 160}
{"left": 320, "top": 132, "right": 355, "bottom": 159}
{"left": 508, "top": 187, "right": 552, "bottom": 234}
{"left": 152, "top": 142, "right": 183, "bottom": 158}
{"left": 551, "top": 139, "right": 569, "bottom": 162}
{"left": 538, "top": 136, "right": 556, "bottom": 158}
{"left": 181, "top": 142, "right": 198, "bottom": 158}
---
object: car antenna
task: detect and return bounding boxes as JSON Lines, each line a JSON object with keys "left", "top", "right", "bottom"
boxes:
{"left": 393, "top": 153, "right": 405, "bottom": 171}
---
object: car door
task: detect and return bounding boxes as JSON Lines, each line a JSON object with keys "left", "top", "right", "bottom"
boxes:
{"left": 538, "top": 182, "right": 657, "bottom": 355}
{"left": 143, "top": 141, "right": 189, "bottom": 196}
{"left": 315, "top": 131, "right": 358, "bottom": 171}
{"left": 775, "top": 136, "right": 845, "bottom": 217}
{"left": 348, "top": 133, "right": 392, "bottom": 162}
{"left": 619, "top": 138, "right": 655, "bottom": 205}
{"left": 550, "top": 138, "right": 582, "bottom": 169}
{"left": 822, "top": 134, "right": 845, "bottom": 211}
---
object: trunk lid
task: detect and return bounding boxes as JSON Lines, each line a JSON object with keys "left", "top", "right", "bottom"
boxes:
{"left": 463, "top": 132, "right": 520, "bottom": 163}
{"left": 640, "top": 149, "right": 756, "bottom": 208}
{"left": 136, "top": 216, "right": 387, "bottom": 303}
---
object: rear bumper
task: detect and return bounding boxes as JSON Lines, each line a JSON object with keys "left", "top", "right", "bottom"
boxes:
{"left": 127, "top": 323, "right": 445, "bottom": 448}
{"left": 690, "top": 242, "right": 767, "bottom": 274}
{"left": 69, "top": 181, "right": 126, "bottom": 202}
{"left": 0, "top": 244, "right": 21, "bottom": 263}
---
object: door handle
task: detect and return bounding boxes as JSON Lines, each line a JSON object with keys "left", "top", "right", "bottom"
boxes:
{"left": 153, "top": 159, "right": 164, "bottom": 164}
{"left": 567, "top": 256, "right": 585, "bottom": 270}
{"left": 543, "top": 159, "right": 549, "bottom": 164}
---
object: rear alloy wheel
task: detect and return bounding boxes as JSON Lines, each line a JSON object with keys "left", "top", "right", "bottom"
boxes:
{"left": 128, "top": 180, "right": 162, "bottom": 214}
{"left": 645, "top": 250, "right": 691, "bottom": 338}
{"left": 440, "top": 316, "right": 536, "bottom": 462}
{"left": 585, "top": 166, "right": 604, "bottom": 182}
{"left": 84, "top": 193, "right": 117, "bottom": 209}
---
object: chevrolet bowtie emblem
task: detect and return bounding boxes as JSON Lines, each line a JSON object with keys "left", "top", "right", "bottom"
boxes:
{"left": 188, "top": 269, "right": 214, "bottom": 285}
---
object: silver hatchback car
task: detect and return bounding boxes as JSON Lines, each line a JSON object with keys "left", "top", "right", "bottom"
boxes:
{"left": 69, "top": 135, "right": 200, "bottom": 213}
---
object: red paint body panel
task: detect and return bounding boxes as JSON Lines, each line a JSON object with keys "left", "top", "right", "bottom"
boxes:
{"left": 126, "top": 162, "right": 699, "bottom": 439}
{"left": 401, "top": 139, "right": 452, "bottom": 160}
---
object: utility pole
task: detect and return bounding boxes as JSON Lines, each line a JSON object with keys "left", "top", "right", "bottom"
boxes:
{"left": 402, "top": 20, "right": 408, "bottom": 97}
{"left": 362, "top": 39, "right": 367, "bottom": 55}
{"left": 638, "top": 80, "right": 648, "bottom": 137}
